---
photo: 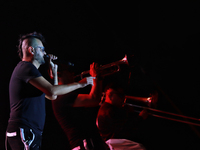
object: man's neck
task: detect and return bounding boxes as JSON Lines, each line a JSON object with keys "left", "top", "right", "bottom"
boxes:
{"left": 22, "top": 58, "right": 40, "bottom": 69}
{"left": 105, "top": 99, "right": 124, "bottom": 107}
{"left": 32, "top": 60, "right": 40, "bottom": 69}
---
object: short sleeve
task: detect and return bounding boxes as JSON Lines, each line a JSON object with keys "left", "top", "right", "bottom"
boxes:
{"left": 16, "top": 61, "right": 42, "bottom": 83}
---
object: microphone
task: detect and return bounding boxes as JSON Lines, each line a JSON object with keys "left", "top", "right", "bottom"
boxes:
{"left": 44, "top": 55, "right": 74, "bottom": 66}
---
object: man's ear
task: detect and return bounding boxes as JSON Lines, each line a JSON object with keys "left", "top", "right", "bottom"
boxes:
{"left": 28, "top": 46, "right": 34, "bottom": 55}
{"left": 108, "top": 92, "right": 114, "bottom": 101}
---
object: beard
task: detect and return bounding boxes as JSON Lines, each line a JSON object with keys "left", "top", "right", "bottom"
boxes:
{"left": 34, "top": 52, "right": 45, "bottom": 65}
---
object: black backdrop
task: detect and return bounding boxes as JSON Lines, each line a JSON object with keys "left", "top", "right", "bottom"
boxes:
{"left": 0, "top": 1, "right": 200, "bottom": 150}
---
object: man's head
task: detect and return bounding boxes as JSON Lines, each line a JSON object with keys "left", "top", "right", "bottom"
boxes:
{"left": 18, "top": 32, "right": 46, "bottom": 64}
{"left": 104, "top": 83, "right": 126, "bottom": 107}
{"left": 57, "top": 64, "right": 75, "bottom": 85}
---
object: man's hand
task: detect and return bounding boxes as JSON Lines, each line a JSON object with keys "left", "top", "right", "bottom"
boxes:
{"left": 89, "top": 62, "right": 100, "bottom": 77}
{"left": 79, "top": 76, "right": 96, "bottom": 87}
{"left": 48, "top": 54, "right": 58, "bottom": 79}
{"left": 139, "top": 109, "right": 149, "bottom": 120}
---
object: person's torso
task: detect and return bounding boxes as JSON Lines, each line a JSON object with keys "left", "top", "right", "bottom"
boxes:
{"left": 52, "top": 92, "right": 102, "bottom": 149}
{"left": 8, "top": 61, "right": 45, "bottom": 133}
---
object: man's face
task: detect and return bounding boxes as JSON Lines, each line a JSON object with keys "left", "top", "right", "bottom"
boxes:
{"left": 33, "top": 38, "right": 46, "bottom": 64}
{"left": 106, "top": 88, "right": 125, "bottom": 106}
{"left": 58, "top": 70, "right": 74, "bottom": 85}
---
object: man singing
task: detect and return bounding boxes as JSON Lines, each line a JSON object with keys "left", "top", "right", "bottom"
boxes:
{"left": 6, "top": 32, "right": 94, "bottom": 150}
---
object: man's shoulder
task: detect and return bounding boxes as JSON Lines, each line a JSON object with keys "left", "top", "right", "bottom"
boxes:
{"left": 100, "top": 102, "right": 111, "bottom": 110}
{"left": 14, "top": 61, "right": 35, "bottom": 71}
{"left": 11, "top": 61, "right": 41, "bottom": 83}
{"left": 19, "top": 61, "right": 35, "bottom": 67}
{"left": 98, "top": 102, "right": 114, "bottom": 116}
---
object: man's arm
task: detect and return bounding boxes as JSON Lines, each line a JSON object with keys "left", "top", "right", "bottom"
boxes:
{"left": 72, "top": 62, "right": 103, "bottom": 107}
{"left": 45, "top": 54, "right": 58, "bottom": 100}
{"left": 29, "top": 76, "right": 94, "bottom": 100}
{"left": 73, "top": 77, "right": 102, "bottom": 107}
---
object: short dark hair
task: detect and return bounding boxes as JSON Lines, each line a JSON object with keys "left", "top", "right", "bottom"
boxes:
{"left": 104, "top": 82, "right": 126, "bottom": 100}
{"left": 104, "top": 82, "right": 125, "bottom": 93}
{"left": 17, "top": 32, "right": 45, "bottom": 59}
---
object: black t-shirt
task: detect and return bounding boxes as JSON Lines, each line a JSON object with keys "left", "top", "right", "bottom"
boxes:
{"left": 52, "top": 92, "right": 107, "bottom": 149}
{"left": 8, "top": 61, "right": 45, "bottom": 134}
{"left": 97, "top": 102, "right": 143, "bottom": 142}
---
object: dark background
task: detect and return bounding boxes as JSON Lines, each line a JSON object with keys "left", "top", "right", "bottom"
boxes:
{"left": 1, "top": 1, "right": 200, "bottom": 150}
